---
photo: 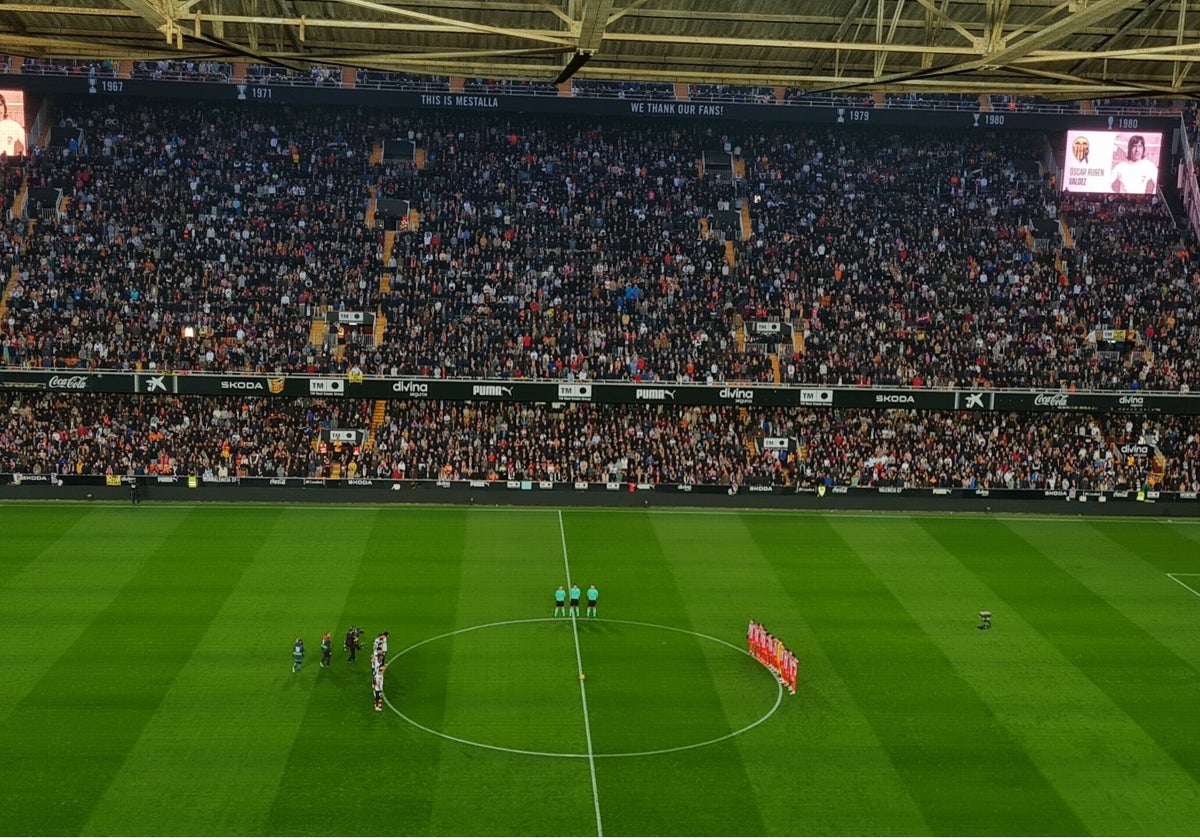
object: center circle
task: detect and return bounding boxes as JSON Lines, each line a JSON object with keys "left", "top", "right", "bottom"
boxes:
{"left": 384, "top": 617, "right": 783, "bottom": 758}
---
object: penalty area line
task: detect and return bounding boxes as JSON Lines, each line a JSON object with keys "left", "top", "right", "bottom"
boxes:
{"left": 1167, "top": 573, "right": 1200, "bottom": 600}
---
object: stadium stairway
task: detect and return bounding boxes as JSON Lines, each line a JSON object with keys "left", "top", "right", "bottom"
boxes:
{"left": 369, "top": 141, "right": 383, "bottom": 166}
{"left": 734, "top": 313, "right": 746, "bottom": 352}
{"left": 733, "top": 157, "right": 746, "bottom": 180}
{"left": 408, "top": 209, "right": 421, "bottom": 230}
{"left": 725, "top": 240, "right": 736, "bottom": 267}
{"left": 118, "top": 59, "right": 133, "bottom": 78}
{"left": 374, "top": 308, "right": 387, "bottom": 344}
{"left": 674, "top": 82, "right": 690, "bottom": 100}
{"left": 231, "top": 63, "right": 246, "bottom": 83}
{"left": 415, "top": 148, "right": 426, "bottom": 170}
{"left": 557, "top": 82, "right": 572, "bottom": 97}
{"left": 365, "top": 186, "right": 377, "bottom": 228}
{"left": 1150, "top": 447, "right": 1167, "bottom": 487}
{"left": 873, "top": 91, "right": 886, "bottom": 107}
{"left": 450, "top": 77, "right": 464, "bottom": 93}
{"left": 11, "top": 177, "right": 28, "bottom": 220}
{"left": 382, "top": 228, "right": 396, "bottom": 266}
{"left": 1059, "top": 218, "right": 1075, "bottom": 249}
{"left": 979, "top": 94, "right": 992, "bottom": 111}
{"left": 0, "top": 264, "right": 20, "bottom": 323}
{"left": 365, "top": 400, "right": 388, "bottom": 451}
{"left": 739, "top": 203, "right": 752, "bottom": 240}
{"left": 308, "top": 315, "right": 326, "bottom": 348}
{"left": 1080, "top": 100, "right": 1096, "bottom": 114}
{"left": 696, "top": 158, "right": 705, "bottom": 179}
{"left": 699, "top": 217, "right": 709, "bottom": 237}
{"left": 771, "top": 354, "right": 781, "bottom": 383}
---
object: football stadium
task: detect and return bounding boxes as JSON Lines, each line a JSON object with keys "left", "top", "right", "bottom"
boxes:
{"left": 3, "top": 2, "right": 1200, "bottom": 836}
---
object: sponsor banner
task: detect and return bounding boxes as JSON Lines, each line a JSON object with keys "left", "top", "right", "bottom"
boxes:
{"left": 6, "top": 371, "right": 1200, "bottom": 415}
{"left": 219, "top": 377, "right": 268, "bottom": 392}
{"left": 835, "top": 389, "right": 958, "bottom": 410}
{"left": 955, "top": 391, "right": 993, "bottom": 410}
{"left": 0, "top": 371, "right": 136, "bottom": 394}
{"left": 762, "top": 437, "right": 791, "bottom": 451}
{"left": 752, "top": 321, "right": 782, "bottom": 335}
{"left": 557, "top": 383, "right": 593, "bottom": 402}
{"left": 138, "top": 374, "right": 177, "bottom": 394}
{"left": 993, "top": 391, "right": 1175, "bottom": 414}
{"left": 309, "top": 378, "right": 345, "bottom": 396}
{"left": 337, "top": 311, "right": 366, "bottom": 324}
{"left": 178, "top": 375, "right": 294, "bottom": 397}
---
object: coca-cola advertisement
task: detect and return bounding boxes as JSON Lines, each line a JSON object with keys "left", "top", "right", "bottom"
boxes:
{"left": 48, "top": 375, "right": 90, "bottom": 390}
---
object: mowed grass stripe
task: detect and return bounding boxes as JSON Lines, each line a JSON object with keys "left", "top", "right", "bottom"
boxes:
{"left": 921, "top": 517, "right": 1200, "bottom": 812}
{"left": 267, "top": 508, "right": 468, "bottom": 836}
{"left": 926, "top": 516, "right": 1200, "bottom": 825}
{"left": 729, "top": 513, "right": 932, "bottom": 836}
{"left": 788, "top": 516, "right": 1082, "bottom": 836}
{"left": 0, "top": 506, "right": 193, "bottom": 723}
{"left": 552, "top": 511, "right": 759, "bottom": 836}
{"left": 422, "top": 510, "right": 597, "bottom": 836}
{"left": 1005, "top": 519, "right": 1200, "bottom": 677}
{"left": 83, "top": 509, "right": 382, "bottom": 836}
{"left": 838, "top": 516, "right": 1193, "bottom": 836}
{"left": 0, "top": 507, "right": 280, "bottom": 836}
{"left": 0, "top": 505, "right": 90, "bottom": 589}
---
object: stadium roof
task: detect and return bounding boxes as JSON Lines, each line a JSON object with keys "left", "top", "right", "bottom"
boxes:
{"left": 2, "top": 0, "right": 1199, "bottom": 100}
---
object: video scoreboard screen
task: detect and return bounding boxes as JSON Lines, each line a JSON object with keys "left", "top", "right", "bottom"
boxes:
{"left": 1063, "top": 129, "right": 1163, "bottom": 195}
{"left": 0, "top": 88, "right": 28, "bottom": 157}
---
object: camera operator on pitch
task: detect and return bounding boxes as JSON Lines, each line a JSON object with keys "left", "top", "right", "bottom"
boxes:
{"left": 344, "top": 627, "right": 364, "bottom": 663}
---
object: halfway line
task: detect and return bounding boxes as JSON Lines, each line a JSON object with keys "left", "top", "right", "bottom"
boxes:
{"left": 558, "top": 509, "right": 603, "bottom": 837}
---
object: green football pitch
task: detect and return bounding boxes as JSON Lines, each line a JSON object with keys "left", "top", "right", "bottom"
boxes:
{"left": 2, "top": 503, "right": 1200, "bottom": 836}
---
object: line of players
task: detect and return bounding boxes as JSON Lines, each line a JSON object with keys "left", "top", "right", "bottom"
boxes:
{"left": 290, "top": 628, "right": 391, "bottom": 712}
{"left": 746, "top": 620, "right": 798, "bottom": 695}
{"left": 554, "top": 583, "right": 599, "bottom": 617}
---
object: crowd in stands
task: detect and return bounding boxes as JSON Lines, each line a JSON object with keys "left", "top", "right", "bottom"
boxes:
{"left": 17, "top": 58, "right": 115, "bottom": 77}
{"left": 244, "top": 64, "right": 339, "bottom": 86}
{"left": 131, "top": 60, "right": 232, "bottom": 82}
{"left": 1, "top": 94, "right": 1199, "bottom": 490}
{"left": 3, "top": 393, "right": 1198, "bottom": 493}
{"left": 1, "top": 97, "right": 1198, "bottom": 392}
{"left": 463, "top": 78, "right": 560, "bottom": 96}
{"left": 356, "top": 70, "right": 449, "bottom": 90}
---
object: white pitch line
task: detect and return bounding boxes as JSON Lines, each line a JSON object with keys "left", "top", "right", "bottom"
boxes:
{"left": 1167, "top": 573, "right": 1200, "bottom": 600}
{"left": 559, "top": 509, "right": 603, "bottom": 838}
{"left": 10, "top": 500, "right": 1200, "bottom": 526}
